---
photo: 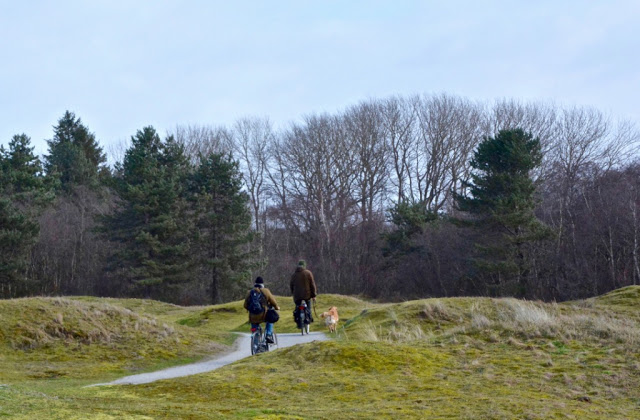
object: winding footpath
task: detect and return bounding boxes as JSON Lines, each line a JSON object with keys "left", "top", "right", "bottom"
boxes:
{"left": 89, "top": 331, "right": 327, "bottom": 386}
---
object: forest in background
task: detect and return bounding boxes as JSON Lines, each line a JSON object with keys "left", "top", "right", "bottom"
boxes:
{"left": 1, "top": 93, "right": 639, "bottom": 304}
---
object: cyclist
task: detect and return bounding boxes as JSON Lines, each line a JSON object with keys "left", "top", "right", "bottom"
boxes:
{"left": 290, "top": 260, "right": 317, "bottom": 328}
{"left": 243, "top": 277, "right": 280, "bottom": 343}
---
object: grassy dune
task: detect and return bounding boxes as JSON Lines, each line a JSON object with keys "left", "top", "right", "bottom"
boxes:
{"left": 0, "top": 288, "right": 639, "bottom": 419}
{"left": 0, "top": 297, "right": 229, "bottom": 384}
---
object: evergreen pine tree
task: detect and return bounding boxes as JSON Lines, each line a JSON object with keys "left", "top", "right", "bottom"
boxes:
{"left": 383, "top": 201, "right": 436, "bottom": 258}
{"left": 44, "top": 111, "right": 106, "bottom": 191}
{"left": 0, "top": 134, "right": 54, "bottom": 297}
{"left": 189, "top": 152, "right": 254, "bottom": 303}
{"left": 101, "top": 127, "right": 192, "bottom": 300}
{"left": 455, "top": 129, "right": 552, "bottom": 296}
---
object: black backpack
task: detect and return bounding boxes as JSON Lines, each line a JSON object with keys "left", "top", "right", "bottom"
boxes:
{"left": 247, "top": 288, "right": 265, "bottom": 314}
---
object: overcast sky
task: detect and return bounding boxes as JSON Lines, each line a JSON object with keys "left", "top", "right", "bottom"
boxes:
{"left": 1, "top": 0, "right": 638, "bottom": 161}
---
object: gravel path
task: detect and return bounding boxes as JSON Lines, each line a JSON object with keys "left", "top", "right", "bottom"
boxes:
{"left": 89, "top": 331, "right": 327, "bottom": 386}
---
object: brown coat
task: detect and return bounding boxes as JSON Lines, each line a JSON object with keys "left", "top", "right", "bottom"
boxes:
{"left": 290, "top": 267, "right": 317, "bottom": 302}
{"left": 244, "top": 287, "right": 279, "bottom": 324}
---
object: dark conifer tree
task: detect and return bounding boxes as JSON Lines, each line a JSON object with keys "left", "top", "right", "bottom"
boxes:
{"left": 44, "top": 111, "right": 107, "bottom": 191}
{"left": 0, "top": 135, "right": 53, "bottom": 297}
{"left": 189, "top": 152, "right": 254, "bottom": 303}
{"left": 101, "top": 127, "right": 193, "bottom": 300}
{"left": 383, "top": 201, "right": 437, "bottom": 258}
{"left": 455, "top": 129, "right": 552, "bottom": 297}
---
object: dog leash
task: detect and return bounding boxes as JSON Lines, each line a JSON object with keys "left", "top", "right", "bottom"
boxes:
{"left": 312, "top": 297, "right": 319, "bottom": 320}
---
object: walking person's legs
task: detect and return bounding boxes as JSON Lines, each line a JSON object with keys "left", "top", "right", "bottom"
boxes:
{"left": 306, "top": 299, "right": 313, "bottom": 323}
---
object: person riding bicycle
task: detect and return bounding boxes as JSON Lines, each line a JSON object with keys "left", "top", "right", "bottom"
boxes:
{"left": 244, "top": 277, "right": 280, "bottom": 343}
{"left": 290, "top": 260, "right": 317, "bottom": 327}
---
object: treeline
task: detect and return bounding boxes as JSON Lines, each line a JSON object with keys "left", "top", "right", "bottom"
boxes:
{"left": 1, "top": 113, "right": 253, "bottom": 303}
{"left": 1, "top": 94, "right": 639, "bottom": 304}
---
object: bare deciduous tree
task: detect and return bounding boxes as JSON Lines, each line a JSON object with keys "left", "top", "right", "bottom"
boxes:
{"left": 381, "top": 95, "right": 417, "bottom": 203}
{"left": 412, "top": 94, "right": 482, "bottom": 212}
{"left": 171, "top": 124, "right": 232, "bottom": 163}
{"left": 230, "top": 117, "right": 273, "bottom": 233}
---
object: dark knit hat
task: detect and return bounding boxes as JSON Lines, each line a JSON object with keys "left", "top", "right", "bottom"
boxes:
{"left": 297, "top": 260, "right": 306, "bottom": 268}
{"left": 255, "top": 276, "right": 264, "bottom": 285}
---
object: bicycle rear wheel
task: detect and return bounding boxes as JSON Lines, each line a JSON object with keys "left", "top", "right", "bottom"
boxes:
{"left": 298, "top": 309, "right": 306, "bottom": 335}
{"left": 250, "top": 332, "right": 260, "bottom": 355}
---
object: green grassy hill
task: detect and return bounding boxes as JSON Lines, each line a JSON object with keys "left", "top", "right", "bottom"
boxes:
{"left": 0, "top": 297, "right": 231, "bottom": 383}
{"left": 0, "top": 288, "right": 638, "bottom": 419}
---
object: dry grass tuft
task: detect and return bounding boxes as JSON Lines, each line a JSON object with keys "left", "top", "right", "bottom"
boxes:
{"left": 387, "top": 324, "right": 427, "bottom": 342}
{"left": 419, "top": 300, "right": 453, "bottom": 322}
{"left": 471, "top": 313, "right": 492, "bottom": 330}
{"left": 360, "top": 322, "right": 382, "bottom": 342}
{"left": 500, "top": 299, "right": 554, "bottom": 328}
{"left": 560, "top": 313, "right": 640, "bottom": 345}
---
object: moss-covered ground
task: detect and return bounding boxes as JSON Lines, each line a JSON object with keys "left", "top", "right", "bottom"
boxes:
{"left": 0, "top": 288, "right": 638, "bottom": 419}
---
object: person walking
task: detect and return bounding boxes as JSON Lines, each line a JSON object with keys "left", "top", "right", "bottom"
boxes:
{"left": 290, "top": 260, "right": 317, "bottom": 329}
{"left": 244, "top": 276, "right": 279, "bottom": 343}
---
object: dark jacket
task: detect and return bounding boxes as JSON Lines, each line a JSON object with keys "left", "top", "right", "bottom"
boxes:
{"left": 290, "top": 267, "right": 317, "bottom": 302}
{"left": 244, "top": 286, "right": 280, "bottom": 324}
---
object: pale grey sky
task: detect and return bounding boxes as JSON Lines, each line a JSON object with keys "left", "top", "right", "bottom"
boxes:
{"left": 1, "top": 0, "right": 638, "bottom": 160}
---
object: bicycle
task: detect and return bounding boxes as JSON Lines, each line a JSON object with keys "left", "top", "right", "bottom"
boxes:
{"left": 250, "top": 324, "right": 278, "bottom": 355}
{"left": 295, "top": 300, "right": 310, "bottom": 335}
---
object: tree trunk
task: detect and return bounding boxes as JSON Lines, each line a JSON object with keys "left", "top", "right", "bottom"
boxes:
{"left": 607, "top": 226, "right": 617, "bottom": 289}
{"left": 632, "top": 197, "right": 640, "bottom": 286}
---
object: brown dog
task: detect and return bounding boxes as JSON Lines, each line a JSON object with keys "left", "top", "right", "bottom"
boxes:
{"left": 320, "top": 306, "right": 339, "bottom": 333}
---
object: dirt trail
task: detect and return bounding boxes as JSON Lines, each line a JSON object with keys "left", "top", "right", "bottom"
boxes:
{"left": 90, "top": 331, "right": 327, "bottom": 386}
